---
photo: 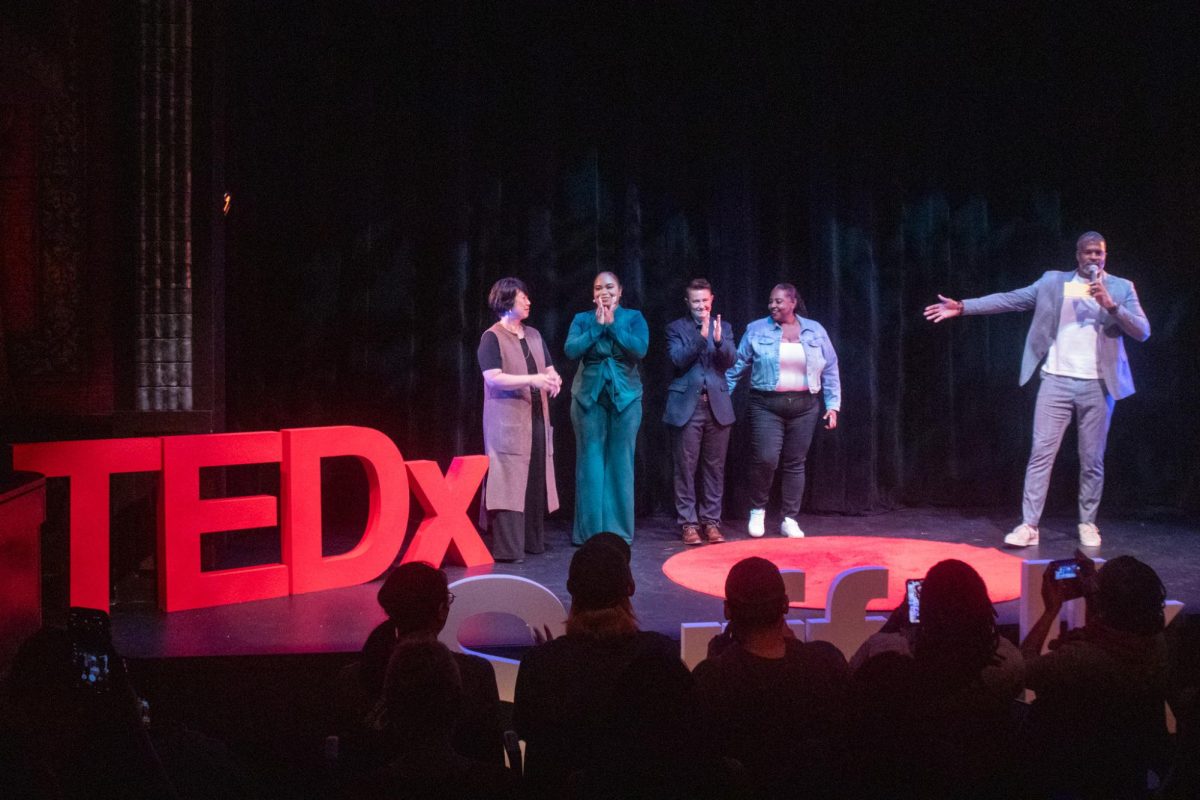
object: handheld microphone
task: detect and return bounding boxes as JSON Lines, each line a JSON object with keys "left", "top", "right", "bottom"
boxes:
{"left": 1088, "top": 263, "right": 1100, "bottom": 281}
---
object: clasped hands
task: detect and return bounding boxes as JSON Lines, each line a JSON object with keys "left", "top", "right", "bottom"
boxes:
{"left": 531, "top": 367, "right": 563, "bottom": 398}
{"left": 593, "top": 298, "right": 617, "bottom": 326}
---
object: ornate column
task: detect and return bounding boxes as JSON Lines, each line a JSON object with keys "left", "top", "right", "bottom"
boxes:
{"left": 135, "top": 0, "right": 193, "bottom": 411}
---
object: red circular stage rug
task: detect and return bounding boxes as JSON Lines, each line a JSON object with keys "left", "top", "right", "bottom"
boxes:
{"left": 661, "top": 536, "right": 1024, "bottom": 610}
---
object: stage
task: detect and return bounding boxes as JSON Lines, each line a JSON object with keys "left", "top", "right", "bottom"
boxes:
{"left": 110, "top": 506, "right": 1200, "bottom": 659}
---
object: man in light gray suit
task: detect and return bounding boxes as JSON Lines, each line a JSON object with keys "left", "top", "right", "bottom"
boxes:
{"left": 924, "top": 232, "right": 1150, "bottom": 548}
{"left": 664, "top": 278, "right": 737, "bottom": 545}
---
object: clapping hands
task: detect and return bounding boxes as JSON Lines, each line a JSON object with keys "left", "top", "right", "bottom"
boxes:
{"left": 594, "top": 297, "right": 616, "bottom": 326}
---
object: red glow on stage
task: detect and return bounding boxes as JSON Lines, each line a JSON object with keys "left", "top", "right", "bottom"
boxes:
{"left": 662, "top": 537, "right": 1024, "bottom": 610}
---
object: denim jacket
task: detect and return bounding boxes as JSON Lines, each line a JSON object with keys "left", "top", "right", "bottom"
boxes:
{"left": 725, "top": 316, "right": 841, "bottom": 411}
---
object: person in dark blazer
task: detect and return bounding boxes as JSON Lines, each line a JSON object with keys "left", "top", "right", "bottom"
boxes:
{"left": 663, "top": 278, "right": 736, "bottom": 545}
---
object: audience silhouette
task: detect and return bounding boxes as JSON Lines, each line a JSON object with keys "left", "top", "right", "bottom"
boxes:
{"left": 340, "top": 640, "right": 517, "bottom": 799}
{"left": 845, "top": 559, "right": 1021, "bottom": 799}
{"left": 693, "top": 556, "right": 849, "bottom": 799}
{"left": 348, "top": 561, "right": 503, "bottom": 770}
{"left": 2, "top": 548, "right": 1188, "bottom": 799}
{"left": 513, "top": 534, "right": 700, "bottom": 798}
{"left": 1021, "top": 553, "right": 1172, "bottom": 799}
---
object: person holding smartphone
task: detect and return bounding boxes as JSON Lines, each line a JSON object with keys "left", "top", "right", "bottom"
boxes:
{"left": 1019, "top": 554, "right": 1170, "bottom": 797}
{"left": 848, "top": 559, "right": 1024, "bottom": 702}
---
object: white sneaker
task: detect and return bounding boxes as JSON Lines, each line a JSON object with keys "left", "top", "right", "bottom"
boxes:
{"left": 748, "top": 509, "right": 766, "bottom": 538}
{"left": 1003, "top": 523, "right": 1039, "bottom": 547}
{"left": 780, "top": 517, "right": 804, "bottom": 538}
{"left": 1078, "top": 522, "right": 1102, "bottom": 547}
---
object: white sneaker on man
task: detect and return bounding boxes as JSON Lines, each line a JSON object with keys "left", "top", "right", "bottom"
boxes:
{"left": 1003, "top": 523, "right": 1039, "bottom": 547}
{"left": 1078, "top": 522, "right": 1102, "bottom": 547}
{"left": 748, "top": 509, "right": 766, "bottom": 538}
{"left": 780, "top": 517, "right": 804, "bottom": 538}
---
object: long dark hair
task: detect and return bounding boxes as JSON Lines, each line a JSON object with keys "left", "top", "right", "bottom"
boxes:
{"left": 912, "top": 560, "right": 1000, "bottom": 686}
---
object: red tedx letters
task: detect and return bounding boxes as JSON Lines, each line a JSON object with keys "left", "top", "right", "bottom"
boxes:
{"left": 12, "top": 426, "right": 491, "bottom": 613}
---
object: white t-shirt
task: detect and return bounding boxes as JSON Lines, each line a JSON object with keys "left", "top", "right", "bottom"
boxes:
{"left": 1043, "top": 275, "right": 1101, "bottom": 380}
{"left": 776, "top": 341, "right": 809, "bottom": 391}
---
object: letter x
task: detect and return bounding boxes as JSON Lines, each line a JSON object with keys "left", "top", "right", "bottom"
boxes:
{"left": 402, "top": 456, "right": 492, "bottom": 568}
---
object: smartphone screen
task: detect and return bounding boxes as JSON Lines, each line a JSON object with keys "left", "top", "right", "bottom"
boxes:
{"left": 1050, "top": 559, "right": 1081, "bottom": 581}
{"left": 72, "top": 646, "right": 112, "bottom": 690}
{"left": 906, "top": 579, "right": 923, "bottom": 624}
{"left": 67, "top": 607, "right": 115, "bottom": 692}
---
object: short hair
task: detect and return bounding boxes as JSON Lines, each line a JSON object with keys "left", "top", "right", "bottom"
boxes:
{"left": 488, "top": 277, "right": 529, "bottom": 316}
{"left": 376, "top": 562, "right": 449, "bottom": 634}
{"left": 594, "top": 271, "right": 621, "bottom": 287}
{"left": 383, "top": 640, "right": 463, "bottom": 738}
{"left": 685, "top": 278, "right": 712, "bottom": 294}
{"left": 1092, "top": 556, "right": 1166, "bottom": 636}
{"left": 1076, "top": 231, "right": 1106, "bottom": 250}
{"left": 725, "top": 557, "right": 788, "bottom": 628}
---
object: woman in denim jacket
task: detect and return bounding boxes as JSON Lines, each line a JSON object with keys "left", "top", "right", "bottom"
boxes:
{"left": 726, "top": 283, "right": 840, "bottom": 538}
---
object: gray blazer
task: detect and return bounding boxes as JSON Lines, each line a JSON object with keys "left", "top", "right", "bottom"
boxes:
{"left": 663, "top": 316, "right": 736, "bottom": 426}
{"left": 962, "top": 269, "right": 1150, "bottom": 400}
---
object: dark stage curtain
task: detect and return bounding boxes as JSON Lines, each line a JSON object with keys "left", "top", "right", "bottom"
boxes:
{"left": 220, "top": 1, "right": 1200, "bottom": 519}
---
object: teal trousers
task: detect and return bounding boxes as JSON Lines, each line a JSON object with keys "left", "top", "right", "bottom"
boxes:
{"left": 571, "top": 393, "right": 642, "bottom": 544}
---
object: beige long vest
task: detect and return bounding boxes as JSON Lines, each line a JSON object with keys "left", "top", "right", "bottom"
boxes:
{"left": 480, "top": 322, "right": 559, "bottom": 516}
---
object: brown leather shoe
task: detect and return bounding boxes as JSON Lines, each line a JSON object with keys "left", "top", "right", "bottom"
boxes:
{"left": 703, "top": 523, "right": 725, "bottom": 544}
{"left": 681, "top": 524, "right": 702, "bottom": 546}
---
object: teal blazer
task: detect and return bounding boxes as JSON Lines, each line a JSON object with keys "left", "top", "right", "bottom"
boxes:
{"left": 565, "top": 306, "right": 649, "bottom": 412}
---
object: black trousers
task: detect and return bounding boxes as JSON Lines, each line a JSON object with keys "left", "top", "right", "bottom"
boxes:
{"left": 747, "top": 390, "right": 819, "bottom": 519}
{"left": 488, "top": 407, "right": 547, "bottom": 560}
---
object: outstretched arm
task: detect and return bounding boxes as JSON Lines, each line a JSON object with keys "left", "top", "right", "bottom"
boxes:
{"left": 927, "top": 277, "right": 1044, "bottom": 322}
{"left": 923, "top": 295, "right": 964, "bottom": 323}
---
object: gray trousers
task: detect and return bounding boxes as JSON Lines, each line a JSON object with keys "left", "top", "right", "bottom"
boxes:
{"left": 669, "top": 395, "right": 731, "bottom": 527}
{"left": 1022, "top": 373, "right": 1115, "bottom": 527}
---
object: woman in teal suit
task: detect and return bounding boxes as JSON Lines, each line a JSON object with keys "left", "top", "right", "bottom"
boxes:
{"left": 564, "top": 272, "right": 649, "bottom": 545}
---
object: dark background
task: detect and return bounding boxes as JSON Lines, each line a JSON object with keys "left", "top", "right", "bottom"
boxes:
{"left": 4, "top": 0, "right": 1199, "bottom": 533}
{"left": 222, "top": 0, "right": 1200, "bottom": 520}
